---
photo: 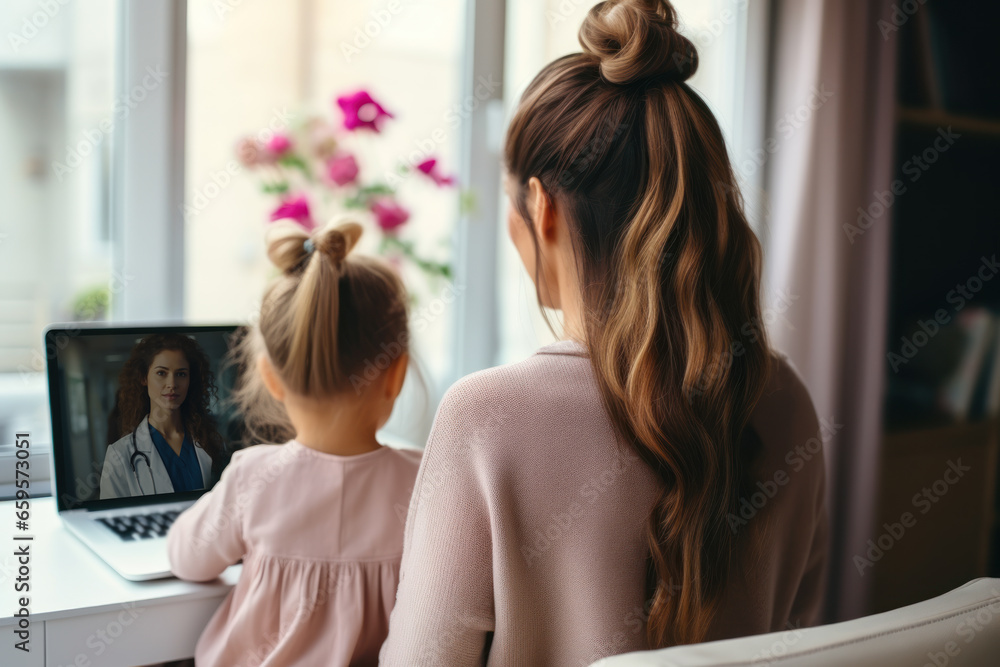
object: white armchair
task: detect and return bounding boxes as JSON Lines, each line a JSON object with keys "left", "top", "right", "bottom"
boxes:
{"left": 590, "top": 578, "right": 1000, "bottom": 666}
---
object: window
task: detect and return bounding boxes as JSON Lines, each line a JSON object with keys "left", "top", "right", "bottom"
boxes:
{"left": 0, "top": 0, "right": 119, "bottom": 492}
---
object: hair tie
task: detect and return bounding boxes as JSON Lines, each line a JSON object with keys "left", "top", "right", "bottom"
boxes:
{"left": 303, "top": 238, "right": 315, "bottom": 255}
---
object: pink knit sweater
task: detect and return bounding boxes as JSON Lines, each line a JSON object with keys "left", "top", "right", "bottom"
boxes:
{"left": 380, "top": 338, "right": 828, "bottom": 666}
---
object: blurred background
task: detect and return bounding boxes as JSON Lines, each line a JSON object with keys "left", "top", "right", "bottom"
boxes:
{"left": 0, "top": 0, "right": 997, "bottom": 627}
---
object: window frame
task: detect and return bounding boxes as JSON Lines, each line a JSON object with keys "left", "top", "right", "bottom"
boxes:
{"left": 448, "top": 0, "right": 507, "bottom": 384}
{"left": 111, "top": 0, "right": 188, "bottom": 322}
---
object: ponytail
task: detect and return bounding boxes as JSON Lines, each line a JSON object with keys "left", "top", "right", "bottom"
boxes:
{"left": 230, "top": 218, "right": 410, "bottom": 444}
{"left": 503, "top": 0, "right": 773, "bottom": 647}
{"left": 265, "top": 220, "right": 362, "bottom": 395}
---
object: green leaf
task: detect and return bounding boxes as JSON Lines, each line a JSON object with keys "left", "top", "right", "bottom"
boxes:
{"left": 277, "top": 153, "right": 312, "bottom": 179}
{"left": 358, "top": 183, "right": 395, "bottom": 196}
{"left": 375, "top": 233, "right": 453, "bottom": 287}
{"left": 458, "top": 188, "right": 477, "bottom": 216}
{"left": 261, "top": 181, "right": 290, "bottom": 194}
{"left": 72, "top": 285, "right": 110, "bottom": 322}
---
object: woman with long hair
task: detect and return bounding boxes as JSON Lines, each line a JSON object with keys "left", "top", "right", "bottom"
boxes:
{"left": 381, "top": 1, "right": 828, "bottom": 664}
{"left": 100, "top": 333, "right": 226, "bottom": 499}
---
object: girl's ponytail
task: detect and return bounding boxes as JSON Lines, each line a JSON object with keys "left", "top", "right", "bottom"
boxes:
{"left": 230, "top": 217, "right": 408, "bottom": 445}
{"left": 266, "top": 220, "right": 363, "bottom": 396}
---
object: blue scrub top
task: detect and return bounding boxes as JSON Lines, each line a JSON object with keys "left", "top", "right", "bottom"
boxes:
{"left": 148, "top": 423, "right": 204, "bottom": 492}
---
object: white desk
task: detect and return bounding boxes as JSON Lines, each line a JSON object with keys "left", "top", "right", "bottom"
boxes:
{"left": 0, "top": 496, "right": 240, "bottom": 667}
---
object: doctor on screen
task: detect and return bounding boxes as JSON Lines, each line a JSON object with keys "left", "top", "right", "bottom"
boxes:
{"left": 100, "top": 333, "right": 225, "bottom": 499}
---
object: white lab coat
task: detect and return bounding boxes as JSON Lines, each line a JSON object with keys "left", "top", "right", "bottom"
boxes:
{"left": 99, "top": 415, "right": 213, "bottom": 499}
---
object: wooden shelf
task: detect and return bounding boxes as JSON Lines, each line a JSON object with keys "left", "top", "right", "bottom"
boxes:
{"left": 897, "top": 106, "right": 1000, "bottom": 138}
{"left": 885, "top": 417, "right": 1000, "bottom": 438}
{"left": 872, "top": 418, "right": 999, "bottom": 612}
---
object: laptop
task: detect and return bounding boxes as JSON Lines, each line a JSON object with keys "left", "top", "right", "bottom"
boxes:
{"left": 45, "top": 323, "right": 245, "bottom": 581}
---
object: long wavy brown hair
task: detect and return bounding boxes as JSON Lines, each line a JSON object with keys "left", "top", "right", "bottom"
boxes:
{"left": 112, "top": 333, "right": 226, "bottom": 481}
{"left": 504, "top": 0, "right": 773, "bottom": 648}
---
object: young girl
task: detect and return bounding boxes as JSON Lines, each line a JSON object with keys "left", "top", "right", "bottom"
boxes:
{"left": 167, "top": 219, "right": 421, "bottom": 666}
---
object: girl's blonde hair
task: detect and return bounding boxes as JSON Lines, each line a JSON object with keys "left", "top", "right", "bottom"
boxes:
{"left": 230, "top": 218, "right": 410, "bottom": 444}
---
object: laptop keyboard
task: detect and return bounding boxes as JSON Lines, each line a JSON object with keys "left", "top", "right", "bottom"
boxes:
{"left": 97, "top": 510, "right": 182, "bottom": 541}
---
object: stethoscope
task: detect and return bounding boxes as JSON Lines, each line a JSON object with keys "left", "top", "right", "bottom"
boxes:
{"left": 129, "top": 423, "right": 159, "bottom": 496}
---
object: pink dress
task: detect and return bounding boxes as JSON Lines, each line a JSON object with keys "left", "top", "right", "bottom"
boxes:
{"left": 166, "top": 440, "right": 422, "bottom": 666}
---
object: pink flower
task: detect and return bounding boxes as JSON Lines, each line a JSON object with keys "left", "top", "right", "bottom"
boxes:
{"left": 236, "top": 137, "right": 264, "bottom": 167}
{"left": 336, "top": 90, "right": 393, "bottom": 133}
{"left": 416, "top": 158, "right": 455, "bottom": 186}
{"left": 267, "top": 133, "right": 292, "bottom": 156}
{"left": 326, "top": 154, "right": 359, "bottom": 186}
{"left": 370, "top": 198, "right": 410, "bottom": 233}
{"left": 269, "top": 194, "right": 314, "bottom": 230}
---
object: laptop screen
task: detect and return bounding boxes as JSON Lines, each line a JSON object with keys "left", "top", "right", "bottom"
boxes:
{"left": 46, "top": 325, "right": 247, "bottom": 511}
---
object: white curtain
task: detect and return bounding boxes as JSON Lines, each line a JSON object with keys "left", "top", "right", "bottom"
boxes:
{"left": 762, "top": 0, "right": 898, "bottom": 622}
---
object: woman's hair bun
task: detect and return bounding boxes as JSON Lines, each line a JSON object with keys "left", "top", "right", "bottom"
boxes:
{"left": 579, "top": 0, "right": 698, "bottom": 86}
{"left": 264, "top": 218, "right": 363, "bottom": 274}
